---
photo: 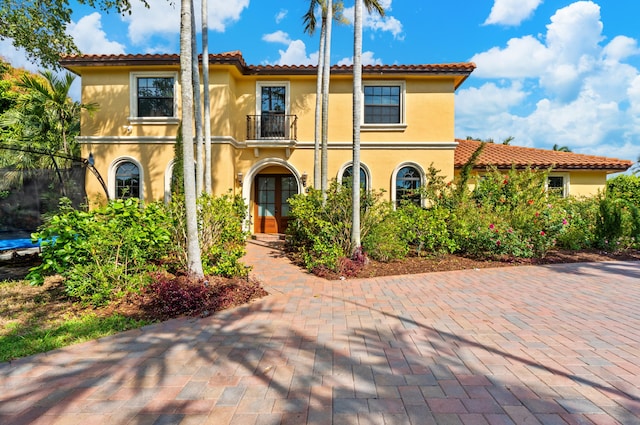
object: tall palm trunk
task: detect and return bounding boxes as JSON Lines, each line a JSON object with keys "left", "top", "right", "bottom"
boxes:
{"left": 191, "top": 2, "right": 204, "bottom": 195}
{"left": 320, "top": 0, "right": 333, "bottom": 198}
{"left": 180, "top": 0, "right": 204, "bottom": 278}
{"left": 351, "top": 0, "right": 363, "bottom": 252}
{"left": 313, "top": 17, "right": 325, "bottom": 189}
{"left": 202, "top": 0, "right": 212, "bottom": 193}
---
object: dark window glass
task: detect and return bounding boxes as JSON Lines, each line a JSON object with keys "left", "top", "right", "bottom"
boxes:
{"left": 548, "top": 176, "right": 565, "bottom": 196}
{"left": 116, "top": 161, "right": 140, "bottom": 199}
{"left": 137, "top": 77, "right": 174, "bottom": 117}
{"left": 364, "top": 85, "right": 401, "bottom": 124}
{"left": 342, "top": 165, "right": 368, "bottom": 191}
{"left": 396, "top": 166, "right": 421, "bottom": 206}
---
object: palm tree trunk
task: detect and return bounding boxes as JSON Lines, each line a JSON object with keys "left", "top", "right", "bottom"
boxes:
{"left": 321, "top": 0, "right": 333, "bottom": 199}
{"left": 351, "top": 0, "right": 362, "bottom": 253}
{"left": 180, "top": 0, "right": 204, "bottom": 278}
{"left": 313, "top": 16, "right": 325, "bottom": 190}
{"left": 202, "top": 0, "right": 212, "bottom": 193}
{"left": 191, "top": 1, "right": 204, "bottom": 195}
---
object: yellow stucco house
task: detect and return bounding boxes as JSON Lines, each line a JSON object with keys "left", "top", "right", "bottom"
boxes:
{"left": 60, "top": 52, "right": 631, "bottom": 234}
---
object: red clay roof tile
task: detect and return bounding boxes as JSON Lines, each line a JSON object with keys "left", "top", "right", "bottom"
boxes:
{"left": 454, "top": 139, "right": 632, "bottom": 171}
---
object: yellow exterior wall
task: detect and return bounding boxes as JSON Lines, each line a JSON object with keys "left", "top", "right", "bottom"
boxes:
{"left": 567, "top": 171, "right": 608, "bottom": 197}
{"left": 452, "top": 169, "right": 609, "bottom": 198}
{"left": 78, "top": 62, "right": 461, "bottom": 209}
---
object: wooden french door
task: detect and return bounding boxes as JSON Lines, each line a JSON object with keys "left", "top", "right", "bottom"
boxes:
{"left": 254, "top": 174, "right": 298, "bottom": 234}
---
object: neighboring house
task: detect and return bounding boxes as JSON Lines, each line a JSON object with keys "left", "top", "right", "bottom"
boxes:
{"left": 60, "top": 52, "right": 631, "bottom": 234}
{"left": 454, "top": 139, "right": 632, "bottom": 198}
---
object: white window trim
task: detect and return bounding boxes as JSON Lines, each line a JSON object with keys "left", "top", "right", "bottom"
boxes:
{"left": 361, "top": 80, "right": 407, "bottom": 132}
{"left": 129, "top": 72, "right": 179, "bottom": 125}
{"left": 391, "top": 162, "right": 425, "bottom": 208}
{"left": 109, "top": 156, "right": 144, "bottom": 201}
{"left": 547, "top": 172, "right": 570, "bottom": 197}
{"left": 256, "top": 81, "right": 290, "bottom": 114}
{"left": 337, "top": 161, "right": 372, "bottom": 190}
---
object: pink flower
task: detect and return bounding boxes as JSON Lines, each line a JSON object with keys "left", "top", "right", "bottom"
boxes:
{"left": 489, "top": 224, "right": 495, "bottom": 230}
{"left": 496, "top": 240, "right": 501, "bottom": 246}
{"left": 540, "top": 231, "right": 546, "bottom": 236}
{"left": 562, "top": 219, "right": 568, "bottom": 225}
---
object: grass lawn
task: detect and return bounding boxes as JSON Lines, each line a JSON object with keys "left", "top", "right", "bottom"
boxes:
{"left": 0, "top": 277, "right": 151, "bottom": 362}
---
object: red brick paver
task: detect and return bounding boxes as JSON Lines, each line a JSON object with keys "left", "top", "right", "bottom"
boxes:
{"left": 1, "top": 241, "right": 640, "bottom": 424}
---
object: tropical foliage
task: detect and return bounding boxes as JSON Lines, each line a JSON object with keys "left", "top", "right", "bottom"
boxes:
{"left": 287, "top": 164, "right": 639, "bottom": 276}
{"left": 27, "top": 194, "right": 250, "bottom": 306}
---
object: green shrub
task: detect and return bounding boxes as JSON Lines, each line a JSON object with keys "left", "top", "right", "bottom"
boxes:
{"left": 607, "top": 174, "right": 640, "bottom": 206}
{"left": 28, "top": 198, "right": 172, "bottom": 305}
{"left": 287, "top": 181, "right": 389, "bottom": 271}
{"left": 363, "top": 213, "right": 409, "bottom": 262}
{"left": 166, "top": 193, "right": 250, "bottom": 278}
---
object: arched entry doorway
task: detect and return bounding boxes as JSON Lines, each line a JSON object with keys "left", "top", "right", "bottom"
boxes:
{"left": 251, "top": 164, "right": 302, "bottom": 234}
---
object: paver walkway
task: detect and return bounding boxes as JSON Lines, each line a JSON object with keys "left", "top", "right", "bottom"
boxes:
{"left": 1, "top": 242, "right": 640, "bottom": 425}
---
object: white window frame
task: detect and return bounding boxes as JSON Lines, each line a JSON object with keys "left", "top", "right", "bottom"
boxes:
{"left": 391, "top": 162, "right": 425, "bottom": 208}
{"left": 129, "top": 72, "right": 179, "bottom": 125}
{"left": 256, "top": 81, "right": 290, "bottom": 114}
{"left": 362, "top": 80, "right": 407, "bottom": 132}
{"left": 337, "top": 161, "right": 372, "bottom": 191}
{"left": 109, "top": 156, "right": 144, "bottom": 201}
{"left": 547, "top": 173, "right": 570, "bottom": 197}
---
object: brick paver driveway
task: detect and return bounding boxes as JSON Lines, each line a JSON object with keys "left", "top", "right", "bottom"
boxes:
{"left": 1, "top": 241, "right": 640, "bottom": 424}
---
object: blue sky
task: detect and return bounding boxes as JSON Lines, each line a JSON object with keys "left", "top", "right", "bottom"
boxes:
{"left": 2, "top": 0, "right": 640, "bottom": 162}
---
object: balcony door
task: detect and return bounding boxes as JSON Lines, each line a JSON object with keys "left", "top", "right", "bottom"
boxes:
{"left": 260, "top": 85, "right": 287, "bottom": 138}
{"left": 254, "top": 174, "right": 298, "bottom": 234}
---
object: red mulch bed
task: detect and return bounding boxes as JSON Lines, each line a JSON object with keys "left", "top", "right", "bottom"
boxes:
{"left": 307, "top": 249, "right": 640, "bottom": 280}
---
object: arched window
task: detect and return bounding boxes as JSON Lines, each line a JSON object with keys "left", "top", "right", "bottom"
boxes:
{"left": 115, "top": 161, "right": 140, "bottom": 199}
{"left": 341, "top": 165, "right": 368, "bottom": 191}
{"left": 396, "top": 165, "right": 421, "bottom": 207}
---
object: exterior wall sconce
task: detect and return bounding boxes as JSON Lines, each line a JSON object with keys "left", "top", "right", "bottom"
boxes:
{"left": 301, "top": 171, "right": 308, "bottom": 187}
{"left": 237, "top": 172, "right": 243, "bottom": 187}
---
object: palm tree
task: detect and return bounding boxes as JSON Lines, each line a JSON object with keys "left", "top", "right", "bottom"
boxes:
{"left": 190, "top": 2, "right": 204, "bottom": 195}
{"left": 351, "top": 0, "right": 384, "bottom": 253}
{"left": 304, "top": 0, "right": 346, "bottom": 191}
{"left": 179, "top": 0, "right": 204, "bottom": 278}
{"left": 552, "top": 143, "right": 572, "bottom": 152}
{"left": 202, "top": 0, "right": 212, "bottom": 193}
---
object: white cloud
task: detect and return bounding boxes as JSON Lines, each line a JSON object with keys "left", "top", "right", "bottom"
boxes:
{"left": 603, "top": 36, "right": 640, "bottom": 62}
{"left": 343, "top": 1, "right": 404, "bottom": 39}
{"left": 0, "top": 40, "right": 40, "bottom": 72}
{"left": 458, "top": 1, "right": 640, "bottom": 161}
{"left": 455, "top": 81, "right": 527, "bottom": 117}
{"left": 123, "top": 0, "right": 249, "bottom": 45}
{"left": 337, "top": 51, "right": 382, "bottom": 66}
{"left": 275, "top": 9, "right": 288, "bottom": 24}
{"left": 66, "top": 13, "right": 126, "bottom": 55}
{"left": 484, "top": 0, "right": 543, "bottom": 26}
{"left": 271, "top": 40, "right": 315, "bottom": 66}
{"left": 262, "top": 31, "right": 291, "bottom": 45}
{"left": 470, "top": 36, "right": 550, "bottom": 79}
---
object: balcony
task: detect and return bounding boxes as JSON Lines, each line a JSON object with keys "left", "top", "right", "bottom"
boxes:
{"left": 247, "top": 114, "right": 297, "bottom": 141}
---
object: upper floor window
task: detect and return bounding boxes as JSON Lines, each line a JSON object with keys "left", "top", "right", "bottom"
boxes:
{"left": 129, "top": 72, "right": 178, "bottom": 124}
{"left": 137, "top": 77, "right": 174, "bottom": 117}
{"left": 364, "top": 85, "right": 401, "bottom": 124}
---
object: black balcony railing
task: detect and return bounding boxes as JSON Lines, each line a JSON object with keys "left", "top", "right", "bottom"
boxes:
{"left": 247, "top": 114, "right": 297, "bottom": 140}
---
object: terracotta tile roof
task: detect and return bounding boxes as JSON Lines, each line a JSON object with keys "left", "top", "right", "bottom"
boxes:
{"left": 60, "top": 52, "right": 475, "bottom": 87}
{"left": 454, "top": 139, "right": 632, "bottom": 172}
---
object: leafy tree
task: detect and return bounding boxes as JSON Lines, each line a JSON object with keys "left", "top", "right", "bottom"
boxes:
{"left": 0, "top": 0, "right": 148, "bottom": 69}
